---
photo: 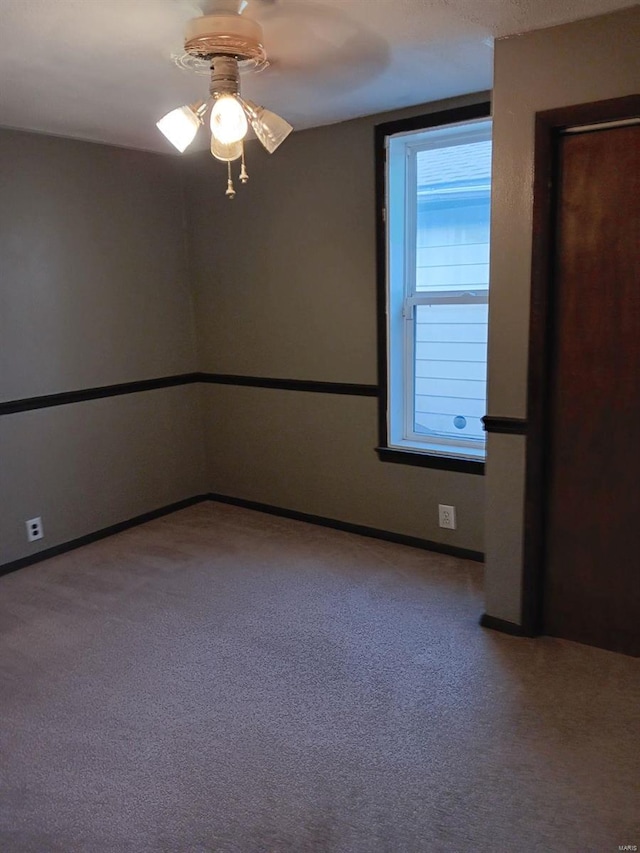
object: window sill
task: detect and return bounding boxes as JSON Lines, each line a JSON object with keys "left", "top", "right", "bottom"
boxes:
{"left": 375, "top": 446, "right": 485, "bottom": 475}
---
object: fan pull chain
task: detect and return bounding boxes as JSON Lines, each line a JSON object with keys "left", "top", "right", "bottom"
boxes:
{"left": 225, "top": 160, "right": 236, "bottom": 199}
{"left": 239, "top": 144, "right": 249, "bottom": 184}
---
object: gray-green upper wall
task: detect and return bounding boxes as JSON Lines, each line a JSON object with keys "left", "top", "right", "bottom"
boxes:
{"left": 0, "top": 130, "right": 197, "bottom": 401}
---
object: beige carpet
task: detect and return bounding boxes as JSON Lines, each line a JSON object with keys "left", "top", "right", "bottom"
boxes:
{"left": 0, "top": 502, "right": 638, "bottom": 853}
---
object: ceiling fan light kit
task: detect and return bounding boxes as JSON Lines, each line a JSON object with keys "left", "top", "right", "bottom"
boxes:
{"left": 157, "top": 10, "right": 293, "bottom": 198}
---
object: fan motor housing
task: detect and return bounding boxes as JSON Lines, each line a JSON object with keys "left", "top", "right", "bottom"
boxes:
{"left": 184, "top": 14, "right": 266, "bottom": 64}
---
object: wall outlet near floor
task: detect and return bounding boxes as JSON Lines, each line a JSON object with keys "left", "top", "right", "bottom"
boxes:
{"left": 26, "top": 517, "right": 44, "bottom": 542}
{"left": 438, "top": 505, "right": 457, "bottom": 530}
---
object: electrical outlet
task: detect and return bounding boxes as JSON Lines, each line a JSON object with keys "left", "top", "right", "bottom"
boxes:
{"left": 26, "top": 517, "right": 43, "bottom": 542}
{"left": 438, "top": 505, "right": 457, "bottom": 530}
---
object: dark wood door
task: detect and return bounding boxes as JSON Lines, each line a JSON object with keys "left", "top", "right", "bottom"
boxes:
{"left": 544, "top": 123, "right": 640, "bottom": 656}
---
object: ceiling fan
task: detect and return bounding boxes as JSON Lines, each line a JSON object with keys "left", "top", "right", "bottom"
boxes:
{"left": 157, "top": 0, "right": 293, "bottom": 198}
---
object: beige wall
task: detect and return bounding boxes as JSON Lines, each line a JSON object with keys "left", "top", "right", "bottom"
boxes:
{"left": 204, "top": 385, "right": 484, "bottom": 549}
{"left": 0, "top": 386, "right": 205, "bottom": 564}
{"left": 0, "top": 130, "right": 204, "bottom": 566}
{"left": 484, "top": 7, "right": 640, "bottom": 622}
{"left": 186, "top": 118, "right": 379, "bottom": 384}
{"left": 184, "top": 94, "right": 489, "bottom": 554}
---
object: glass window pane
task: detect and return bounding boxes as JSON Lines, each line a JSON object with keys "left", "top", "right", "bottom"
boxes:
{"left": 413, "top": 303, "right": 488, "bottom": 441}
{"left": 415, "top": 139, "right": 491, "bottom": 295}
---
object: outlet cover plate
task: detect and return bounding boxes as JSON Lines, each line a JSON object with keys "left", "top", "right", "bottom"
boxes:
{"left": 26, "top": 517, "right": 43, "bottom": 542}
{"left": 438, "top": 505, "right": 457, "bottom": 530}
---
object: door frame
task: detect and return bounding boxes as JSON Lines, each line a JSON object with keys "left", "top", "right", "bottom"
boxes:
{"left": 521, "top": 94, "right": 640, "bottom": 635}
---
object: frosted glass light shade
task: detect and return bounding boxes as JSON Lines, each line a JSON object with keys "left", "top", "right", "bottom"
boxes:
{"left": 210, "top": 95, "right": 248, "bottom": 145}
{"left": 211, "top": 136, "right": 243, "bottom": 162}
{"left": 156, "top": 106, "right": 201, "bottom": 153}
{"left": 242, "top": 99, "right": 293, "bottom": 153}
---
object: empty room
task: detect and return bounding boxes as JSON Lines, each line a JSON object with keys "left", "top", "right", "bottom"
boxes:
{"left": 1, "top": 1, "right": 639, "bottom": 851}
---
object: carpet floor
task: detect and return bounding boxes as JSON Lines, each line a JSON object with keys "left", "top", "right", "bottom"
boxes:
{"left": 0, "top": 502, "right": 638, "bottom": 853}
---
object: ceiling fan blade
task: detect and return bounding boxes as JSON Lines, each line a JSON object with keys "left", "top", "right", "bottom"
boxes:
{"left": 247, "top": 1, "right": 390, "bottom": 93}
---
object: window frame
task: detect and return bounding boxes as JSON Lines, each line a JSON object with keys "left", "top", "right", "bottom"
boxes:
{"left": 374, "top": 102, "right": 491, "bottom": 476}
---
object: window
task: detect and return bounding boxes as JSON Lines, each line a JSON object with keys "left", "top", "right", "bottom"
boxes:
{"left": 375, "top": 104, "right": 491, "bottom": 474}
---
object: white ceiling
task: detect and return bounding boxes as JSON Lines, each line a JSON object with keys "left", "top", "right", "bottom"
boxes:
{"left": 0, "top": 0, "right": 636, "bottom": 153}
